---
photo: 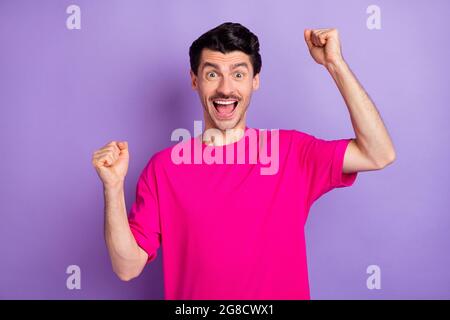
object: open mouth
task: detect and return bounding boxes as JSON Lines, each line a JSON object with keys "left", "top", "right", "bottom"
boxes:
{"left": 212, "top": 99, "right": 239, "bottom": 118}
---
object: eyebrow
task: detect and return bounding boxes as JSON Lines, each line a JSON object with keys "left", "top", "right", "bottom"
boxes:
{"left": 201, "top": 62, "right": 250, "bottom": 72}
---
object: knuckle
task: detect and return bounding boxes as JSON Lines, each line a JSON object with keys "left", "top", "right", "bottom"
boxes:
{"left": 106, "top": 141, "right": 116, "bottom": 148}
{"left": 106, "top": 147, "right": 115, "bottom": 154}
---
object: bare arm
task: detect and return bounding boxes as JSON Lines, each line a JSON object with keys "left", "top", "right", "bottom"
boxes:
{"left": 326, "top": 59, "right": 396, "bottom": 173}
{"left": 92, "top": 141, "right": 148, "bottom": 281}
{"left": 304, "top": 28, "right": 396, "bottom": 173}
{"left": 103, "top": 184, "right": 148, "bottom": 281}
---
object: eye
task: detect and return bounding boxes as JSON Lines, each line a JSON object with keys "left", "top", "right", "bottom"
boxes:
{"left": 206, "top": 71, "right": 217, "bottom": 79}
{"left": 234, "top": 72, "right": 244, "bottom": 79}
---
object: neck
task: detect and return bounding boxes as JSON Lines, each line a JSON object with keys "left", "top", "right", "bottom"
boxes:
{"left": 202, "top": 120, "right": 247, "bottom": 146}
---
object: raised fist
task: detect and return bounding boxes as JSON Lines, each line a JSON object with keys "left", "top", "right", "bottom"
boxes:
{"left": 304, "top": 28, "right": 344, "bottom": 67}
{"left": 92, "top": 141, "right": 129, "bottom": 188}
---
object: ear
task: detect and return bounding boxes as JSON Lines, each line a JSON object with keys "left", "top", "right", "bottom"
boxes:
{"left": 252, "top": 73, "right": 260, "bottom": 91}
{"left": 190, "top": 70, "right": 198, "bottom": 90}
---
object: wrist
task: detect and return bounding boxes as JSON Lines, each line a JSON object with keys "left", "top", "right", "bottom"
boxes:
{"left": 103, "top": 181, "right": 125, "bottom": 194}
{"left": 325, "top": 58, "right": 348, "bottom": 74}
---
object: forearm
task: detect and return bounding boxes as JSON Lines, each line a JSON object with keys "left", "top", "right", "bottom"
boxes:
{"left": 326, "top": 59, "right": 396, "bottom": 166}
{"left": 103, "top": 185, "right": 145, "bottom": 280}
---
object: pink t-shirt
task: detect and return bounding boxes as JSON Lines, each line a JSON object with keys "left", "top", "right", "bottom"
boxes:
{"left": 127, "top": 127, "right": 357, "bottom": 300}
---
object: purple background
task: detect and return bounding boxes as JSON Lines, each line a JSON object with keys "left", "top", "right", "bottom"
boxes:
{"left": 1, "top": 0, "right": 449, "bottom": 299}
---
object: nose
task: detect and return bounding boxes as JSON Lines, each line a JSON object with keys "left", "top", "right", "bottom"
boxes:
{"left": 216, "top": 75, "right": 235, "bottom": 97}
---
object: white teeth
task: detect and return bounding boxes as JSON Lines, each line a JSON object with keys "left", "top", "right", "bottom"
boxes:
{"left": 214, "top": 100, "right": 236, "bottom": 105}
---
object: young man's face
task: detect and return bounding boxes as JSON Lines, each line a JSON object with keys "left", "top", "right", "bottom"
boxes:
{"left": 190, "top": 48, "right": 260, "bottom": 132}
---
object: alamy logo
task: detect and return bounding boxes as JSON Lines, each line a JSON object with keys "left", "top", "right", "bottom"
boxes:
{"left": 170, "top": 121, "right": 280, "bottom": 175}
{"left": 66, "top": 265, "right": 81, "bottom": 290}
{"left": 366, "top": 264, "right": 381, "bottom": 290}
{"left": 366, "top": 5, "right": 381, "bottom": 30}
{"left": 66, "top": 4, "right": 81, "bottom": 30}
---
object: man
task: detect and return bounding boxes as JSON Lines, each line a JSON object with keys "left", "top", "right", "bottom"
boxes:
{"left": 92, "top": 22, "right": 396, "bottom": 299}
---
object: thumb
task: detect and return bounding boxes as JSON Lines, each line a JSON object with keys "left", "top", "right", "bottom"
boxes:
{"left": 117, "top": 141, "right": 129, "bottom": 153}
{"left": 304, "top": 29, "right": 314, "bottom": 50}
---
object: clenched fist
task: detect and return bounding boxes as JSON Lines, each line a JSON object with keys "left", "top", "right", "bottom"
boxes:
{"left": 92, "top": 141, "right": 129, "bottom": 188}
{"left": 304, "top": 28, "right": 344, "bottom": 67}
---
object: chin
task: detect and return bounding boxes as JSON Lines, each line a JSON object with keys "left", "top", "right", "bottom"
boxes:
{"left": 213, "top": 119, "right": 239, "bottom": 131}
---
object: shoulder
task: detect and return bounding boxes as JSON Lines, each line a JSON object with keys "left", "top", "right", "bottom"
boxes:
{"left": 143, "top": 137, "right": 196, "bottom": 170}
{"left": 251, "top": 127, "right": 311, "bottom": 140}
{"left": 278, "top": 128, "right": 316, "bottom": 145}
{"left": 149, "top": 142, "right": 180, "bottom": 165}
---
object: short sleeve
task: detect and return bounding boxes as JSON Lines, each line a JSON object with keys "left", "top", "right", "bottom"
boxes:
{"left": 128, "top": 157, "right": 161, "bottom": 265}
{"left": 295, "top": 131, "right": 358, "bottom": 208}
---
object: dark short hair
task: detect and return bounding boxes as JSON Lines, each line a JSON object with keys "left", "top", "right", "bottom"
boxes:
{"left": 189, "top": 22, "right": 262, "bottom": 76}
